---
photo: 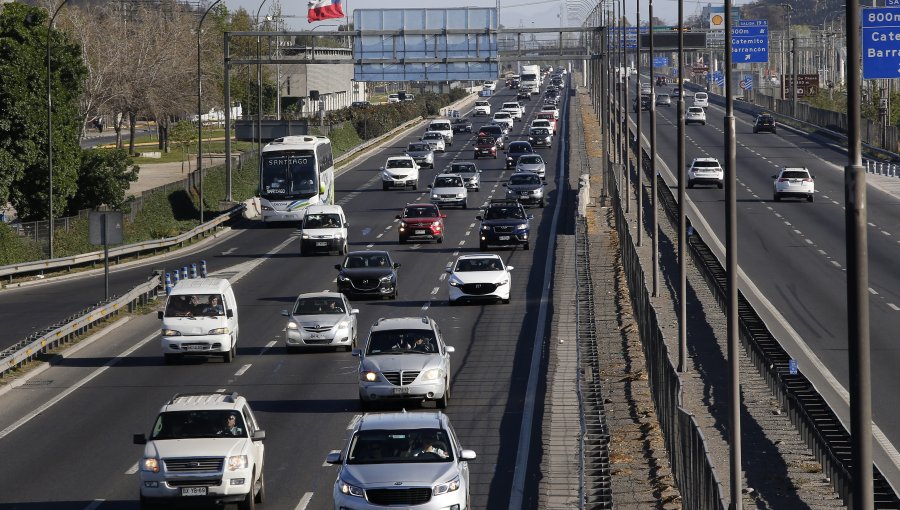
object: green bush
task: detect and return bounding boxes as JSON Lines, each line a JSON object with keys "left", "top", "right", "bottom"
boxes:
{"left": 0, "top": 223, "right": 45, "bottom": 265}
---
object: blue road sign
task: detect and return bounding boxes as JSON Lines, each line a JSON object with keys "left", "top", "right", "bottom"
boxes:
{"left": 732, "top": 20, "right": 769, "bottom": 63}
{"left": 862, "top": 7, "right": 900, "bottom": 79}
{"left": 888, "top": 0, "right": 900, "bottom": 6}
{"left": 788, "top": 359, "right": 798, "bottom": 375}
{"left": 653, "top": 57, "right": 669, "bottom": 67}
{"left": 712, "top": 71, "right": 725, "bottom": 87}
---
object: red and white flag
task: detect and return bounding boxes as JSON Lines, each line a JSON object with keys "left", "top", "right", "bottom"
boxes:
{"left": 308, "top": 0, "right": 344, "bottom": 23}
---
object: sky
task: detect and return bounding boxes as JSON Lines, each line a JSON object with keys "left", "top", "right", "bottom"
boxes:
{"left": 226, "top": 0, "right": 718, "bottom": 31}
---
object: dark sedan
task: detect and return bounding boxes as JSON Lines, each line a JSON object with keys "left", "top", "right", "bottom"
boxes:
{"left": 335, "top": 251, "right": 400, "bottom": 299}
{"left": 505, "top": 141, "right": 535, "bottom": 169}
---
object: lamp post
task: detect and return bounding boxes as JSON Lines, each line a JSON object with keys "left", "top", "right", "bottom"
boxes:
{"left": 197, "top": 0, "right": 224, "bottom": 225}
{"left": 256, "top": 0, "right": 269, "bottom": 197}
{"left": 46, "top": 0, "right": 70, "bottom": 260}
{"left": 780, "top": 3, "right": 793, "bottom": 112}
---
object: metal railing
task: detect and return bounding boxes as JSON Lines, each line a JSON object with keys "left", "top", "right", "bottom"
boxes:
{"left": 0, "top": 273, "right": 161, "bottom": 377}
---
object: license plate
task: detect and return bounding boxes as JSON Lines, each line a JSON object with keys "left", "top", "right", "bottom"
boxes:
{"left": 521, "top": 192, "right": 530, "bottom": 196}
{"left": 316, "top": 242, "right": 327, "bottom": 246}
{"left": 415, "top": 230, "right": 426, "bottom": 235}
{"left": 181, "top": 487, "right": 207, "bottom": 497}
{"left": 184, "top": 345, "right": 206, "bottom": 351}
{"left": 498, "top": 235, "right": 510, "bottom": 241}
{"left": 392, "top": 387, "right": 410, "bottom": 395}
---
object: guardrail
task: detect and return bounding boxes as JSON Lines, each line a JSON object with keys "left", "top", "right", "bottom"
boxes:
{"left": 0, "top": 204, "right": 244, "bottom": 284}
{"left": 0, "top": 273, "right": 161, "bottom": 377}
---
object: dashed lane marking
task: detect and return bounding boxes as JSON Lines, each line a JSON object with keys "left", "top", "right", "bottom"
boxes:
{"left": 889, "top": 303, "right": 900, "bottom": 311}
{"left": 431, "top": 287, "right": 440, "bottom": 295}
{"left": 234, "top": 364, "right": 252, "bottom": 377}
{"left": 294, "top": 491, "right": 315, "bottom": 510}
{"left": 869, "top": 288, "right": 879, "bottom": 295}
{"left": 125, "top": 462, "right": 139, "bottom": 475}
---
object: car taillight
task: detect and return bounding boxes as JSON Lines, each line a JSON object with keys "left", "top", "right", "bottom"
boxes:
{"left": 803, "top": 178, "right": 813, "bottom": 182}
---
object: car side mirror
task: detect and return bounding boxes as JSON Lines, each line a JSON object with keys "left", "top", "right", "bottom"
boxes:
{"left": 252, "top": 430, "right": 266, "bottom": 441}
{"left": 393, "top": 263, "right": 401, "bottom": 269}
{"left": 460, "top": 449, "right": 477, "bottom": 461}
{"left": 334, "top": 264, "right": 342, "bottom": 271}
{"left": 476, "top": 215, "right": 483, "bottom": 221}
{"left": 395, "top": 214, "right": 402, "bottom": 220}
{"left": 527, "top": 214, "right": 534, "bottom": 220}
{"left": 344, "top": 222, "right": 350, "bottom": 228}
{"left": 445, "top": 267, "right": 452, "bottom": 273}
{"left": 325, "top": 451, "right": 342, "bottom": 464}
{"left": 157, "top": 311, "right": 164, "bottom": 320}
{"left": 281, "top": 310, "right": 289, "bottom": 317}
{"left": 351, "top": 349, "right": 362, "bottom": 357}
{"left": 133, "top": 433, "right": 147, "bottom": 445}
{"left": 226, "top": 309, "right": 234, "bottom": 318}
{"left": 445, "top": 345, "right": 456, "bottom": 353}
{"left": 351, "top": 309, "right": 360, "bottom": 315}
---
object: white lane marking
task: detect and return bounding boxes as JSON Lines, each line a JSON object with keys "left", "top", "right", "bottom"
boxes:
{"left": 82, "top": 501, "right": 105, "bottom": 510}
{"left": 465, "top": 230, "right": 471, "bottom": 236}
{"left": 235, "top": 364, "right": 252, "bottom": 377}
{"left": 869, "top": 288, "right": 879, "bottom": 295}
{"left": 217, "top": 388, "right": 227, "bottom": 392}
{"left": 221, "top": 247, "right": 237, "bottom": 255}
{"left": 888, "top": 303, "right": 900, "bottom": 311}
{"left": 793, "top": 230, "right": 802, "bottom": 235}
{"left": 393, "top": 218, "right": 400, "bottom": 223}
{"left": 294, "top": 491, "right": 314, "bottom": 510}
{"left": 260, "top": 341, "right": 277, "bottom": 355}
{"left": 831, "top": 260, "right": 842, "bottom": 268}
{"left": 125, "top": 462, "right": 139, "bottom": 475}
{"left": 421, "top": 302, "right": 431, "bottom": 311}
{"left": 412, "top": 244, "right": 421, "bottom": 250}
{"left": 818, "top": 249, "right": 827, "bottom": 256}
{"left": 458, "top": 240, "right": 465, "bottom": 246}
{"left": 385, "top": 225, "right": 393, "bottom": 230}
{"left": 832, "top": 200, "right": 840, "bottom": 205}
{"left": 469, "top": 223, "right": 476, "bottom": 228}
{"left": 376, "top": 233, "right": 384, "bottom": 239}
{"left": 774, "top": 212, "right": 782, "bottom": 218}
{"left": 783, "top": 221, "right": 792, "bottom": 227}
{"left": 0, "top": 330, "right": 158, "bottom": 440}
{"left": 332, "top": 278, "right": 337, "bottom": 283}
{"left": 367, "top": 244, "right": 374, "bottom": 248}
{"left": 431, "top": 287, "right": 440, "bottom": 295}
{"left": 869, "top": 222, "right": 876, "bottom": 227}
{"left": 805, "top": 239, "right": 814, "bottom": 245}
{"left": 882, "top": 230, "right": 891, "bottom": 236}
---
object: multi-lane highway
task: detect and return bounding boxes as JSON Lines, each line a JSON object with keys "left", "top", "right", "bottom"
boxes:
{"left": 629, "top": 87, "right": 900, "bottom": 469}
{"left": 0, "top": 80, "right": 569, "bottom": 509}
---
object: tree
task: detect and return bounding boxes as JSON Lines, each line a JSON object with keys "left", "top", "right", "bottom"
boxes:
{"left": 169, "top": 120, "right": 197, "bottom": 173}
{"left": 68, "top": 149, "right": 139, "bottom": 214}
{"left": 0, "top": 3, "right": 86, "bottom": 221}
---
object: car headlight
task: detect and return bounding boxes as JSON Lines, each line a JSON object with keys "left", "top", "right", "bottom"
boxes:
{"left": 338, "top": 275, "right": 351, "bottom": 282}
{"left": 449, "top": 277, "right": 462, "bottom": 287}
{"left": 399, "top": 221, "right": 407, "bottom": 230}
{"left": 333, "top": 233, "right": 344, "bottom": 240}
{"left": 379, "top": 274, "right": 394, "bottom": 283}
{"left": 456, "top": 193, "right": 465, "bottom": 199}
{"left": 499, "top": 279, "right": 509, "bottom": 286}
{"left": 481, "top": 225, "right": 490, "bottom": 231}
{"left": 261, "top": 205, "right": 273, "bottom": 211}
{"left": 208, "top": 327, "right": 231, "bottom": 335}
{"left": 506, "top": 157, "right": 513, "bottom": 161}
{"left": 227, "top": 455, "right": 248, "bottom": 471}
{"left": 433, "top": 476, "right": 461, "bottom": 496}
{"left": 432, "top": 194, "right": 440, "bottom": 199}
{"left": 340, "top": 479, "right": 365, "bottom": 497}
{"left": 431, "top": 221, "right": 441, "bottom": 227}
{"left": 360, "top": 371, "right": 379, "bottom": 382}
{"left": 336, "top": 319, "right": 350, "bottom": 331}
{"left": 142, "top": 458, "right": 160, "bottom": 473}
{"left": 422, "top": 368, "right": 443, "bottom": 380}
{"left": 516, "top": 224, "right": 527, "bottom": 231}
{"left": 287, "top": 321, "right": 298, "bottom": 330}
{"left": 162, "top": 329, "right": 181, "bottom": 336}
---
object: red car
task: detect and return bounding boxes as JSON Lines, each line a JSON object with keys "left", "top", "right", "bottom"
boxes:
{"left": 396, "top": 203, "right": 446, "bottom": 244}
{"left": 474, "top": 136, "right": 497, "bottom": 159}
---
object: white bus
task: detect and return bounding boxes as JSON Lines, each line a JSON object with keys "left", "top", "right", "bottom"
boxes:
{"left": 259, "top": 135, "right": 335, "bottom": 224}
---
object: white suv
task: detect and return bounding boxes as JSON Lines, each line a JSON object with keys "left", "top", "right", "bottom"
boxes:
{"left": 501, "top": 101, "right": 524, "bottom": 121}
{"left": 473, "top": 100, "right": 491, "bottom": 116}
{"left": 134, "top": 392, "right": 266, "bottom": 510}
{"left": 299, "top": 204, "right": 348, "bottom": 256}
{"left": 685, "top": 106, "right": 707, "bottom": 125}
{"left": 687, "top": 158, "right": 724, "bottom": 189}
{"left": 381, "top": 156, "right": 420, "bottom": 190}
{"left": 773, "top": 167, "right": 815, "bottom": 202}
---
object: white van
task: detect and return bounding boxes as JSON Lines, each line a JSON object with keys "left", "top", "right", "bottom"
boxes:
{"left": 693, "top": 92, "right": 709, "bottom": 108}
{"left": 300, "top": 204, "right": 349, "bottom": 256}
{"left": 158, "top": 278, "right": 239, "bottom": 364}
{"left": 427, "top": 119, "right": 454, "bottom": 146}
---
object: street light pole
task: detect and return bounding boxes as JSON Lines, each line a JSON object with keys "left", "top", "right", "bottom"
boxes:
{"left": 197, "top": 0, "right": 224, "bottom": 225}
{"left": 649, "top": 0, "right": 659, "bottom": 297}
{"left": 635, "top": 1, "right": 642, "bottom": 247}
{"left": 256, "top": 0, "right": 269, "bottom": 196}
{"left": 46, "top": 0, "right": 70, "bottom": 260}
{"left": 676, "top": 0, "right": 688, "bottom": 373}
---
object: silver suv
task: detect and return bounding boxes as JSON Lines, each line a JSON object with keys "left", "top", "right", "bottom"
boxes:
{"left": 327, "top": 411, "right": 476, "bottom": 509}
{"left": 354, "top": 317, "right": 455, "bottom": 410}
{"left": 133, "top": 392, "right": 266, "bottom": 510}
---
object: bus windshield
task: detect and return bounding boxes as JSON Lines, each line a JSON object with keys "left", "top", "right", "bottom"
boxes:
{"left": 261, "top": 151, "right": 318, "bottom": 199}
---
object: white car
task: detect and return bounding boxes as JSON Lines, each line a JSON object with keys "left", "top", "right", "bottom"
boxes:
{"left": 430, "top": 173, "right": 468, "bottom": 209}
{"left": 501, "top": 101, "right": 524, "bottom": 121}
{"left": 482, "top": 80, "right": 496, "bottom": 91}
{"left": 381, "top": 156, "right": 420, "bottom": 190}
{"left": 299, "top": 204, "right": 349, "bottom": 256}
{"left": 473, "top": 100, "right": 491, "bottom": 116}
{"left": 693, "top": 91, "right": 709, "bottom": 108}
{"left": 687, "top": 157, "right": 724, "bottom": 189}
{"left": 387, "top": 94, "right": 400, "bottom": 103}
{"left": 531, "top": 118, "right": 556, "bottom": 135}
{"left": 327, "top": 412, "right": 475, "bottom": 509}
{"left": 283, "top": 292, "right": 358, "bottom": 351}
{"left": 773, "top": 167, "right": 815, "bottom": 202}
{"left": 353, "top": 317, "right": 454, "bottom": 409}
{"left": 447, "top": 253, "right": 513, "bottom": 305}
{"left": 492, "top": 112, "right": 514, "bottom": 131}
{"left": 540, "top": 104, "right": 559, "bottom": 120}
{"left": 134, "top": 392, "right": 266, "bottom": 509}
{"left": 420, "top": 131, "right": 446, "bottom": 152}
{"left": 685, "top": 106, "right": 707, "bottom": 125}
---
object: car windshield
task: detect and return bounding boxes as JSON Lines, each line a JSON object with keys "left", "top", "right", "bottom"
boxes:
{"left": 494, "top": 113, "right": 510, "bottom": 118}
{"left": 689, "top": 108, "right": 703, "bottom": 113}
{"left": 434, "top": 176, "right": 462, "bottom": 187}
{"left": 480, "top": 127, "right": 502, "bottom": 136}
{"left": 477, "top": 137, "right": 495, "bottom": 145}
{"left": 450, "top": 164, "right": 476, "bottom": 174}
{"left": 151, "top": 410, "right": 247, "bottom": 440}
{"left": 519, "top": 155, "right": 543, "bottom": 165}
{"left": 455, "top": 257, "right": 503, "bottom": 271}
{"left": 485, "top": 205, "right": 526, "bottom": 220}
{"left": 403, "top": 206, "right": 437, "bottom": 218}
{"left": 260, "top": 151, "right": 317, "bottom": 199}
{"left": 387, "top": 159, "right": 414, "bottom": 169}
{"left": 658, "top": 94, "right": 670, "bottom": 99}
{"left": 366, "top": 330, "right": 438, "bottom": 355}
{"left": 408, "top": 144, "right": 429, "bottom": 152}
{"left": 303, "top": 213, "right": 342, "bottom": 229}
{"left": 509, "top": 144, "right": 533, "bottom": 155}
{"left": 293, "top": 296, "right": 345, "bottom": 315}
{"left": 781, "top": 170, "right": 810, "bottom": 179}
{"left": 476, "top": 101, "right": 489, "bottom": 107}
{"left": 347, "top": 428, "right": 453, "bottom": 464}
{"left": 165, "top": 294, "right": 226, "bottom": 317}
{"left": 758, "top": 116, "right": 774, "bottom": 123}
{"left": 533, "top": 120, "right": 550, "bottom": 127}
{"left": 693, "top": 161, "right": 720, "bottom": 168}
{"left": 503, "top": 103, "right": 519, "bottom": 109}
{"left": 343, "top": 253, "right": 391, "bottom": 269}
{"left": 510, "top": 174, "right": 541, "bottom": 185}
{"left": 431, "top": 123, "right": 451, "bottom": 131}
{"left": 423, "top": 133, "right": 442, "bottom": 140}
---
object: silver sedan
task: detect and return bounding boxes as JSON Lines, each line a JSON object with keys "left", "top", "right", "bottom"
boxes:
{"left": 515, "top": 154, "right": 547, "bottom": 178}
{"left": 282, "top": 292, "right": 358, "bottom": 352}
